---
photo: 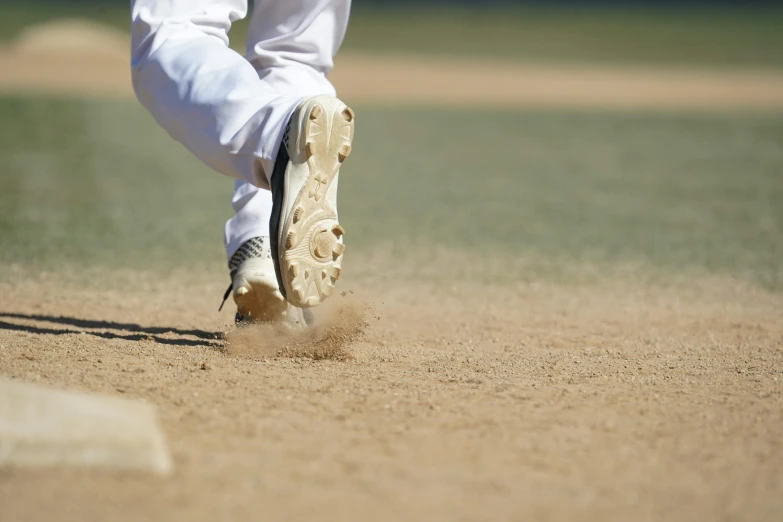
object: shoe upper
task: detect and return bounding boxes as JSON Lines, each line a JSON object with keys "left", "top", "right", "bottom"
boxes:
{"left": 228, "top": 236, "right": 309, "bottom": 327}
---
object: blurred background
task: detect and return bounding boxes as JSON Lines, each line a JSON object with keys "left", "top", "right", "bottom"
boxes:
{"left": 3, "top": 0, "right": 783, "bottom": 65}
{"left": 1, "top": 0, "right": 781, "bottom": 288}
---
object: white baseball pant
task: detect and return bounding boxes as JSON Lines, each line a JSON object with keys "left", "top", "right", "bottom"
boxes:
{"left": 130, "top": 0, "right": 350, "bottom": 261}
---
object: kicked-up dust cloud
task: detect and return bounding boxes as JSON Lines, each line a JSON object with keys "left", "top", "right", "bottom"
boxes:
{"left": 225, "top": 296, "right": 370, "bottom": 361}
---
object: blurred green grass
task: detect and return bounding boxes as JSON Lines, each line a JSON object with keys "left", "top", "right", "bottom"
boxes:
{"left": 1, "top": 3, "right": 783, "bottom": 67}
{"left": 1, "top": 97, "right": 781, "bottom": 289}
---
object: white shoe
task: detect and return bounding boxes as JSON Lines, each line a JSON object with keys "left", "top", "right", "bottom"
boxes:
{"left": 269, "top": 95, "right": 355, "bottom": 308}
{"left": 225, "top": 237, "right": 310, "bottom": 327}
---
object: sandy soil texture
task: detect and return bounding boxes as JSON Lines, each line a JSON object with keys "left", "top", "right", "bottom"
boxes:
{"left": 2, "top": 19, "right": 783, "bottom": 108}
{"left": 1, "top": 272, "right": 782, "bottom": 521}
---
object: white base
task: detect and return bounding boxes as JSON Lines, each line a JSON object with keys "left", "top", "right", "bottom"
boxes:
{"left": 0, "top": 379, "right": 172, "bottom": 474}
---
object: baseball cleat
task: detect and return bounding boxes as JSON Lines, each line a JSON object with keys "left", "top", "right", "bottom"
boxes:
{"left": 221, "top": 237, "right": 311, "bottom": 327}
{"left": 269, "top": 95, "right": 354, "bottom": 308}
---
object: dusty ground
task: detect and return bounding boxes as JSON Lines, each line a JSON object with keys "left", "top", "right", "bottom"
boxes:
{"left": 1, "top": 271, "right": 782, "bottom": 521}
{"left": 2, "top": 19, "right": 783, "bottom": 108}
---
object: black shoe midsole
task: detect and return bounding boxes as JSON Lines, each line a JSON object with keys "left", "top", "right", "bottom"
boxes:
{"left": 268, "top": 138, "right": 290, "bottom": 300}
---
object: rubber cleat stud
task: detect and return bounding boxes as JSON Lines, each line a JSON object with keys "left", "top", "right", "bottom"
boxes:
{"left": 325, "top": 266, "right": 341, "bottom": 281}
{"left": 332, "top": 224, "right": 345, "bottom": 238}
{"left": 285, "top": 231, "right": 296, "bottom": 249}
{"left": 293, "top": 206, "right": 304, "bottom": 223}
{"left": 338, "top": 145, "right": 351, "bottom": 163}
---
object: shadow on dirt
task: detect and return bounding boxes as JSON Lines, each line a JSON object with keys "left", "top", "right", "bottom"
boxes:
{"left": 0, "top": 312, "right": 224, "bottom": 349}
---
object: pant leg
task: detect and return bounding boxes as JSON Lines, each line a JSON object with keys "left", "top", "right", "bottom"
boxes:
{"left": 224, "top": 180, "right": 273, "bottom": 261}
{"left": 132, "top": 0, "right": 300, "bottom": 189}
{"left": 224, "top": 0, "right": 351, "bottom": 261}
{"left": 247, "top": 0, "right": 350, "bottom": 97}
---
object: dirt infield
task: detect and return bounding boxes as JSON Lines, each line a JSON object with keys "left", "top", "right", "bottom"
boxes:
{"left": 1, "top": 272, "right": 782, "bottom": 520}
{"left": 3, "top": 19, "right": 783, "bottom": 108}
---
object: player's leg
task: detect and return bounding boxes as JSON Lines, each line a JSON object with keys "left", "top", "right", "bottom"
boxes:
{"left": 226, "top": 0, "right": 354, "bottom": 320}
{"left": 224, "top": 0, "right": 346, "bottom": 267}
{"left": 256, "top": 0, "right": 354, "bottom": 309}
{"left": 132, "top": 0, "right": 300, "bottom": 189}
